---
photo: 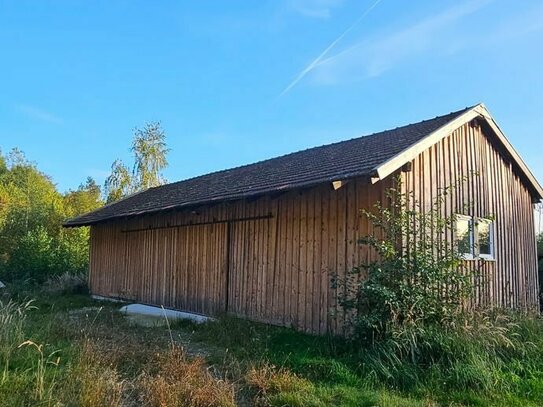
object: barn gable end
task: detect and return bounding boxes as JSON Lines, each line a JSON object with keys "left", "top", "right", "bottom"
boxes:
{"left": 402, "top": 120, "right": 539, "bottom": 311}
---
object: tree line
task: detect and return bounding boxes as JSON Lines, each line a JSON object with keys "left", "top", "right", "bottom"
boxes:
{"left": 0, "top": 122, "right": 169, "bottom": 282}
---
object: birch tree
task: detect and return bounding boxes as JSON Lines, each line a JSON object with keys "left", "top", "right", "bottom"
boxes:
{"left": 104, "top": 122, "right": 169, "bottom": 203}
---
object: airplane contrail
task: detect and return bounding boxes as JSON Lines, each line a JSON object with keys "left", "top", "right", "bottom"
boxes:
{"left": 279, "top": 0, "right": 385, "bottom": 97}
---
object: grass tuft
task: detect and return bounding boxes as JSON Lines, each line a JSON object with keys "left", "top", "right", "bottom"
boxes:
{"left": 246, "top": 363, "right": 322, "bottom": 406}
{"left": 43, "top": 271, "right": 88, "bottom": 295}
{"left": 139, "top": 345, "right": 236, "bottom": 407}
{"left": 69, "top": 340, "right": 124, "bottom": 407}
{"left": 0, "top": 299, "right": 34, "bottom": 383}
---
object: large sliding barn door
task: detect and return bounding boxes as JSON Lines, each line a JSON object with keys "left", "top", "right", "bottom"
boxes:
{"left": 226, "top": 216, "right": 278, "bottom": 323}
{"left": 173, "top": 223, "right": 228, "bottom": 315}
{"left": 120, "top": 222, "right": 228, "bottom": 316}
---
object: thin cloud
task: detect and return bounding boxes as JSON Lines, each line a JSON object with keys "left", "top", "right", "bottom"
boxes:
{"left": 15, "top": 104, "right": 63, "bottom": 125}
{"left": 288, "top": 0, "right": 344, "bottom": 19}
{"left": 485, "top": 2, "right": 543, "bottom": 42}
{"left": 279, "top": 0, "right": 384, "bottom": 97}
{"left": 311, "top": 0, "right": 493, "bottom": 82}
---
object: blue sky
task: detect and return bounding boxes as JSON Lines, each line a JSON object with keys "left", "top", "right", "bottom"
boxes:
{"left": 1, "top": 0, "right": 543, "bottom": 196}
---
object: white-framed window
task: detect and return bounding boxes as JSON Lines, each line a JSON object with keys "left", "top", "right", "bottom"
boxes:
{"left": 455, "top": 214, "right": 474, "bottom": 259}
{"left": 476, "top": 218, "right": 494, "bottom": 260}
{"left": 455, "top": 214, "right": 495, "bottom": 260}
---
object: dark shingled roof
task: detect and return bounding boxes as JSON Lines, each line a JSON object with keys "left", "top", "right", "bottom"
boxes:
{"left": 64, "top": 106, "right": 473, "bottom": 226}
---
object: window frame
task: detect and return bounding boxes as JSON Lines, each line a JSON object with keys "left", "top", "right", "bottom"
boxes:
{"left": 455, "top": 214, "right": 475, "bottom": 260}
{"left": 476, "top": 217, "right": 495, "bottom": 260}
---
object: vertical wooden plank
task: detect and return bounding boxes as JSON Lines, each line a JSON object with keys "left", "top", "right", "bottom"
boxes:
{"left": 298, "top": 191, "right": 307, "bottom": 331}
{"left": 336, "top": 186, "right": 347, "bottom": 335}
{"left": 320, "top": 187, "right": 330, "bottom": 334}
{"left": 305, "top": 189, "right": 315, "bottom": 332}
{"left": 327, "top": 186, "right": 338, "bottom": 334}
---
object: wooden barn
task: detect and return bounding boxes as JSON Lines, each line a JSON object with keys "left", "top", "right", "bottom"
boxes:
{"left": 65, "top": 104, "right": 543, "bottom": 334}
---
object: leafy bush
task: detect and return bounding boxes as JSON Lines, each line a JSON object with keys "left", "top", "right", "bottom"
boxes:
{"left": 340, "top": 178, "right": 477, "bottom": 342}
{"left": 4, "top": 227, "right": 55, "bottom": 281}
{"left": 0, "top": 149, "right": 102, "bottom": 283}
{"left": 330, "top": 178, "right": 543, "bottom": 400}
{"left": 52, "top": 228, "right": 91, "bottom": 276}
{"left": 4, "top": 226, "right": 89, "bottom": 282}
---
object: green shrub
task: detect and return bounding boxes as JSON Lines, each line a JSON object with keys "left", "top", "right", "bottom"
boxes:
{"left": 4, "top": 227, "right": 55, "bottom": 281}
{"left": 3, "top": 226, "right": 89, "bottom": 283}
{"left": 339, "top": 177, "right": 476, "bottom": 342}
{"left": 52, "top": 227, "right": 91, "bottom": 276}
{"left": 332, "top": 178, "right": 543, "bottom": 400}
{"left": 0, "top": 149, "right": 101, "bottom": 284}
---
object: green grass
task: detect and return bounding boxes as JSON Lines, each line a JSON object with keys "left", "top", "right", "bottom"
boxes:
{"left": 1, "top": 284, "right": 543, "bottom": 406}
{"left": 172, "top": 312, "right": 543, "bottom": 406}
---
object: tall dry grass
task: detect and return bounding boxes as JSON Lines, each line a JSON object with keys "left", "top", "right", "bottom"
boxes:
{"left": 0, "top": 299, "right": 34, "bottom": 383}
{"left": 245, "top": 363, "right": 319, "bottom": 407}
{"left": 67, "top": 340, "right": 125, "bottom": 407}
{"left": 18, "top": 340, "right": 61, "bottom": 403}
{"left": 139, "top": 345, "right": 236, "bottom": 407}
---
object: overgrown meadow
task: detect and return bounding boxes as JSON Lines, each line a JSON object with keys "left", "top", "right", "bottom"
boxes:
{"left": 2, "top": 282, "right": 543, "bottom": 407}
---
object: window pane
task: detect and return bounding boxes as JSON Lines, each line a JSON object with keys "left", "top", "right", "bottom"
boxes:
{"left": 456, "top": 217, "right": 472, "bottom": 255}
{"left": 478, "top": 221, "right": 492, "bottom": 256}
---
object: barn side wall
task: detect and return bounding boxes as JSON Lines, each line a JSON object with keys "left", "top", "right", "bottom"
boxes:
{"left": 89, "top": 177, "right": 392, "bottom": 335}
{"left": 88, "top": 122, "right": 539, "bottom": 335}
{"left": 401, "top": 122, "right": 539, "bottom": 310}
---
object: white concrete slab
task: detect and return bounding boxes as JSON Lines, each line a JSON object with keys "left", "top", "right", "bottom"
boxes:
{"left": 119, "top": 303, "right": 211, "bottom": 324}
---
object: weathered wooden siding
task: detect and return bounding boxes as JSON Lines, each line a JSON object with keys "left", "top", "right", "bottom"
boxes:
{"left": 90, "top": 222, "right": 229, "bottom": 315}
{"left": 89, "top": 178, "right": 391, "bottom": 334}
{"left": 88, "top": 121, "right": 539, "bottom": 334}
{"left": 401, "top": 121, "right": 539, "bottom": 311}
{"left": 223, "top": 180, "right": 389, "bottom": 333}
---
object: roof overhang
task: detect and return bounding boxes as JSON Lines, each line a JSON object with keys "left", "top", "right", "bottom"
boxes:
{"left": 370, "top": 103, "right": 543, "bottom": 202}
{"left": 63, "top": 174, "right": 371, "bottom": 227}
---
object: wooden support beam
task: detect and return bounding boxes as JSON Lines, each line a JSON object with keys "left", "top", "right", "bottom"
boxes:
{"left": 332, "top": 180, "right": 347, "bottom": 190}
{"left": 121, "top": 213, "right": 273, "bottom": 233}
